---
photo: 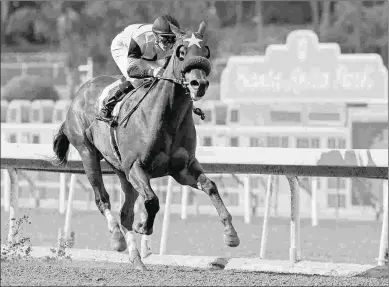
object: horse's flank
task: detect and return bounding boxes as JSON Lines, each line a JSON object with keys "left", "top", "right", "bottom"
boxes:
{"left": 61, "top": 75, "right": 122, "bottom": 164}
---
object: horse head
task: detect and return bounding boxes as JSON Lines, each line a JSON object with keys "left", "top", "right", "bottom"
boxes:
{"left": 163, "top": 21, "right": 211, "bottom": 101}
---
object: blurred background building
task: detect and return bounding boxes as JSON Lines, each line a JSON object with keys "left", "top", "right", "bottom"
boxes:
{"left": 1, "top": 0, "right": 388, "bottom": 220}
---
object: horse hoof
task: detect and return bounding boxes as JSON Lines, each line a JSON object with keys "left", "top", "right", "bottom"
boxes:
{"left": 140, "top": 246, "right": 152, "bottom": 258}
{"left": 224, "top": 234, "right": 240, "bottom": 247}
{"left": 111, "top": 228, "right": 127, "bottom": 252}
{"left": 141, "top": 250, "right": 152, "bottom": 259}
{"left": 130, "top": 251, "right": 148, "bottom": 271}
{"left": 134, "top": 262, "right": 148, "bottom": 271}
{"left": 141, "top": 238, "right": 152, "bottom": 258}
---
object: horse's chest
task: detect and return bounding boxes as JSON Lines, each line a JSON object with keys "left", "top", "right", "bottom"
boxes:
{"left": 148, "top": 152, "right": 170, "bottom": 177}
{"left": 147, "top": 147, "right": 189, "bottom": 177}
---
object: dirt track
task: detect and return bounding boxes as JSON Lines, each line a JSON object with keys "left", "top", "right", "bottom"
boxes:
{"left": 1, "top": 258, "right": 388, "bottom": 286}
{"left": 1, "top": 209, "right": 384, "bottom": 265}
{"left": 2, "top": 208, "right": 388, "bottom": 286}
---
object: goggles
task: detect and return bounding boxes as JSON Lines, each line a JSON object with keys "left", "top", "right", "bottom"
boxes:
{"left": 156, "top": 35, "right": 176, "bottom": 45}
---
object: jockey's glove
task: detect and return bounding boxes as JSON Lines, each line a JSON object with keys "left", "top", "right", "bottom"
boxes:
{"left": 153, "top": 67, "right": 164, "bottom": 78}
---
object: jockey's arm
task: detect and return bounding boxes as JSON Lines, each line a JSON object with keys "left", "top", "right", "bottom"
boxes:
{"left": 126, "top": 38, "right": 154, "bottom": 79}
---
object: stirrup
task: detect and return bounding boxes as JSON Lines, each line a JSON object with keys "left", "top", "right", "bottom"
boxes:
{"left": 110, "top": 117, "right": 118, "bottom": 128}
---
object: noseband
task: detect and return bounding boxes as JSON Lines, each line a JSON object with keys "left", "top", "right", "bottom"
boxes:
{"left": 157, "top": 74, "right": 205, "bottom": 120}
{"left": 158, "top": 73, "right": 189, "bottom": 94}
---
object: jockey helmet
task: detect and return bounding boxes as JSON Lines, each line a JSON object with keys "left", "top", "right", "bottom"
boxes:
{"left": 152, "top": 15, "right": 179, "bottom": 36}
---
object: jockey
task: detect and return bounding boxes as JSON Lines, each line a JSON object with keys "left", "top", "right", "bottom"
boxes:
{"left": 97, "top": 15, "right": 180, "bottom": 122}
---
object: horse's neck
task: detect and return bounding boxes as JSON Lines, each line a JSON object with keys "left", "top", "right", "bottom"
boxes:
{"left": 168, "top": 84, "right": 192, "bottom": 125}
{"left": 120, "top": 56, "right": 192, "bottom": 131}
{"left": 153, "top": 80, "right": 191, "bottom": 126}
{"left": 155, "top": 58, "right": 192, "bottom": 125}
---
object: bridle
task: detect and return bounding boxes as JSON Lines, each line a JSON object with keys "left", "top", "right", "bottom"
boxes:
{"left": 156, "top": 51, "right": 190, "bottom": 95}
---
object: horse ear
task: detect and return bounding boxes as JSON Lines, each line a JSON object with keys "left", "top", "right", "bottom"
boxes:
{"left": 168, "top": 22, "right": 186, "bottom": 37}
{"left": 197, "top": 21, "right": 206, "bottom": 36}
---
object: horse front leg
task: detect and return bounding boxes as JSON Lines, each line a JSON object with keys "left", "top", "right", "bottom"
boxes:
{"left": 138, "top": 198, "right": 153, "bottom": 258}
{"left": 172, "top": 158, "right": 240, "bottom": 247}
{"left": 126, "top": 159, "right": 160, "bottom": 236}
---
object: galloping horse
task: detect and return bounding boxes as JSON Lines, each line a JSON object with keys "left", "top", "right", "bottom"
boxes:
{"left": 52, "top": 21, "right": 240, "bottom": 270}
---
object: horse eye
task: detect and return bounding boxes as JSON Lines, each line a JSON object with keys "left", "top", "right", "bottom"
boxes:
{"left": 179, "top": 47, "right": 187, "bottom": 60}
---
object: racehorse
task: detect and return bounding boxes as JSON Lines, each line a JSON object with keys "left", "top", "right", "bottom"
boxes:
{"left": 51, "top": 21, "right": 240, "bottom": 270}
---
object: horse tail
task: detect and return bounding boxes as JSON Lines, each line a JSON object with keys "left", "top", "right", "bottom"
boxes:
{"left": 52, "top": 122, "right": 70, "bottom": 166}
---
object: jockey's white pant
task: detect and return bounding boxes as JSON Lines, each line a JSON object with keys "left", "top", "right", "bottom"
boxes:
{"left": 110, "top": 34, "right": 163, "bottom": 87}
{"left": 111, "top": 34, "right": 132, "bottom": 80}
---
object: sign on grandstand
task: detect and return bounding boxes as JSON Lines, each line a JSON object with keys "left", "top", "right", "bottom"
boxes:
{"left": 220, "top": 30, "right": 388, "bottom": 103}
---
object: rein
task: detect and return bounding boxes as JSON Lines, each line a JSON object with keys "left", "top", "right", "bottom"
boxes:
{"left": 119, "top": 78, "right": 159, "bottom": 128}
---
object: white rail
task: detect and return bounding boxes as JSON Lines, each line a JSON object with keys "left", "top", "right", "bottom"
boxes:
{"left": 1, "top": 143, "right": 387, "bottom": 265}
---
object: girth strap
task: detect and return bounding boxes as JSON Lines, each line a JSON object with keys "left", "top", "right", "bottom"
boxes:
{"left": 109, "top": 126, "right": 121, "bottom": 163}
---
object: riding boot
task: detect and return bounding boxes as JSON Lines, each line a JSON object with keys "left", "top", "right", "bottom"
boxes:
{"left": 96, "top": 81, "right": 134, "bottom": 122}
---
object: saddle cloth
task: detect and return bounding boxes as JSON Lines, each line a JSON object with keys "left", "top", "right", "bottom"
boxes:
{"left": 97, "top": 78, "right": 122, "bottom": 115}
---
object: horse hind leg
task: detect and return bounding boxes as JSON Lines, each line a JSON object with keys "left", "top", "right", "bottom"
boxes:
{"left": 116, "top": 171, "right": 147, "bottom": 270}
{"left": 78, "top": 148, "right": 126, "bottom": 252}
{"left": 136, "top": 197, "right": 152, "bottom": 258}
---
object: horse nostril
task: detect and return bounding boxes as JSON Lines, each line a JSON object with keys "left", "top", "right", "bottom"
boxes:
{"left": 205, "top": 80, "right": 209, "bottom": 88}
{"left": 190, "top": 80, "right": 200, "bottom": 89}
